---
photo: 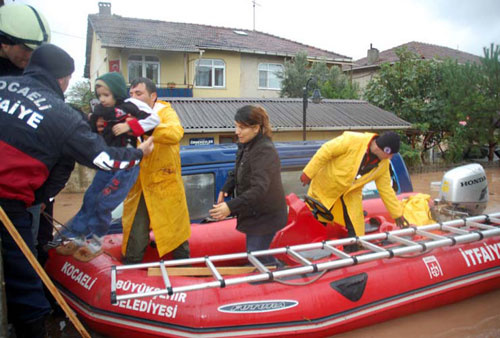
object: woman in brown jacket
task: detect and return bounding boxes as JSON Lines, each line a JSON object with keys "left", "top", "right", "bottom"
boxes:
{"left": 210, "top": 105, "right": 288, "bottom": 264}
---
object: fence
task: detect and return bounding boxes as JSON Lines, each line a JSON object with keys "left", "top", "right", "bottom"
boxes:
{"left": 408, "top": 160, "right": 499, "bottom": 174}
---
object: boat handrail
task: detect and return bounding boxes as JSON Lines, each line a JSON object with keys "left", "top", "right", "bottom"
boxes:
{"left": 110, "top": 213, "right": 500, "bottom": 304}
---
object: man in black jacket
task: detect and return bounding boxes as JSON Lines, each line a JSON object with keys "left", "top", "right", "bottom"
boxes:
{"left": 0, "top": 44, "right": 153, "bottom": 338}
{"left": 0, "top": 3, "right": 51, "bottom": 76}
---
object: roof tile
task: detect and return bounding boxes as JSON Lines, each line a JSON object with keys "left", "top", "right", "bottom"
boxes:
{"left": 352, "top": 41, "right": 480, "bottom": 69}
{"left": 88, "top": 14, "right": 350, "bottom": 60}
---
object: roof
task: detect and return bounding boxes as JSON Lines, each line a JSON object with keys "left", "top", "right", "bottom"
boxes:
{"left": 164, "top": 98, "right": 411, "bottom": 133}
{"left": 85, "top": 13, "right": 350, "bottom": 77}
{"left": 349, "top": 41, "right": 481, "bottom": 71}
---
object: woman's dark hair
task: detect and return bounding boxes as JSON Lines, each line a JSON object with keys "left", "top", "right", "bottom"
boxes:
{"left": 234, "top": 105, "right": 272, "bottom": 138}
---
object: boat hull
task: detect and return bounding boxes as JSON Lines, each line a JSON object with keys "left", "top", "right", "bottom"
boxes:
{"left": 46, "top": 239, "right": 500, "bottom": 337}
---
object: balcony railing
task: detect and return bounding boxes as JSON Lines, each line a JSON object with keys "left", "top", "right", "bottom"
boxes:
{"left": 156, "top": 83, "right": 193, "bottom": 98}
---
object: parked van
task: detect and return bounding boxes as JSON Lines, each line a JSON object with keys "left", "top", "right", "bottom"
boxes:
{"left": 180, "top": 140, "right": 413, "bottom": 222}
{"left": 111, "top": 140, "right": 413, "bottom": 229}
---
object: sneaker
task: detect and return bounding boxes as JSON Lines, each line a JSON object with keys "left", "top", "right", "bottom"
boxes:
{"left": 88, "top": 235, "right": 103, "bottom": 254}
{"left": 73, "top": 246, "right": 102, "bottom": 262}
{"left": 52, "top": 222, "right": 77, "bottom": 243}
{"left": 72, "top": 235, "right": 104, "bottom": 262}
{"left": 55, "top": 236, "right": 85, "bottom": 256}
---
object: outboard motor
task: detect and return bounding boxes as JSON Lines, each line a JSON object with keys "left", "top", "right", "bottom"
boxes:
{"left": 433, "top": 163, "right": 488, "bottom": 220}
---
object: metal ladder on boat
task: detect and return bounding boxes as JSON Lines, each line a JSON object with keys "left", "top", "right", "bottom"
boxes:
{"left": 110, "top": 212, "right": 500, "bottom": 304}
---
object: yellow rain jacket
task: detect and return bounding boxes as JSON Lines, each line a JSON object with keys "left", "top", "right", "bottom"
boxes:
{"left": 121, "top": 100, "right": 191, "bottom": 258}
{"left": 303, "top": 132, "right": 403, "bottom": 236}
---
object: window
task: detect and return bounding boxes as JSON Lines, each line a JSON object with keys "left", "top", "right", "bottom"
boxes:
{"left": 182, "top": 173, "right": 215, "bottom": 221}
{"left": 195, "top": 59, "right": 225, "bottom": 88}
{"left": 281, "top": 170, "right": 309, "bottom": 198}
{"left": 128, "top": 55, "right": 160, "bottom": 83}
{"left": 362, "top": 165, "right": 400, "bottom": 199}
{"left": 258, "top": 63, "right": 283, "bottom": 90}
{"left": 219, "top": 135, "right": 238, "bottom": 144}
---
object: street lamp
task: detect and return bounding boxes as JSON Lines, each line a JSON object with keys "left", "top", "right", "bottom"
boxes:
{"left": 302, "top": 78, "right": 322, "bottom": 141}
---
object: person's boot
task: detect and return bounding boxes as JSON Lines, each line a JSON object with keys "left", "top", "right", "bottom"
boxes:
{"left": 172, "top": 241, "right": 190, "bottom": 260}
{"left": 343, "top": 243, "right": 360, "bottom": 253}
{"left": 13, "top": 316, "right": 47, "bottom": 338}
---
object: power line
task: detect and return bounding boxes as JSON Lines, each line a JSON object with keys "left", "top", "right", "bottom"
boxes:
{"left": 52, "top": 30, "right": 85, "bottom": 40}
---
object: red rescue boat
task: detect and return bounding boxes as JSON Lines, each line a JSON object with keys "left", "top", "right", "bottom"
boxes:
{"left": 44, "top": 194, "right": 500, "bottom": 338}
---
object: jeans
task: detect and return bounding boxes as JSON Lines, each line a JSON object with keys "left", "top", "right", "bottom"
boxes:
{"left": 27, "top": 203, "right": 42, "bottom": 255}
{"left": 246, "top": 232, "right": 277, "bottom": 265}
{"left": 0, "top": 201, "right": 51, "bottom": 322}
{"left": 68, "top": 167, "right": 139, "bottom": 238}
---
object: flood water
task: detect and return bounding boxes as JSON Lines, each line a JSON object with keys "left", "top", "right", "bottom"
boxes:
{"left": 50, "top": 167, "right": 500, "bottom": 337}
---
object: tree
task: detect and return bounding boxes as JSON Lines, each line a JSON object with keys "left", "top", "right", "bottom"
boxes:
{"left": 364, "top": 47, "right": 453, "bottom": 163}
{"left": 439, "top": 44, "right": 500, "bottom": 163}
{"left": 320, "top": 66, "right": 359, "bottom": 99}
{"left": 438, "top": 59, "right": 484, "bottom": 162}
{"left": 280, "top": 51, "right": 359, "bottom": 99}
{"left": 479, "top": 43, "right": 500, "bottom": 161}
{"left": 279, "top": 51, "right": 311, "bottom": 98}
{"left": 65, "top": 79, "right": 93, "bottom": 114}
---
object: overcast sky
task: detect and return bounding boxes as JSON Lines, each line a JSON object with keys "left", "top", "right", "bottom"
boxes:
{"left": 10, "top": 0, "right": 500, "bottom": 87}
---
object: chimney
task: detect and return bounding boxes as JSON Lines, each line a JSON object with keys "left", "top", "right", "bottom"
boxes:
{"left": 367, "top": 43, "right": 379, "bottom": 64}
{"left": 98, "top": 2, "right": 111, "bottom": 15}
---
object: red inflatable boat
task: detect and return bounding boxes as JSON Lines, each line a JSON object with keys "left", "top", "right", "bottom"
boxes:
{"left": 44, "top": 194, "right": 500, "bottom": 337}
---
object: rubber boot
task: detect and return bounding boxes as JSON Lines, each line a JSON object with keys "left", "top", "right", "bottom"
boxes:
{"left": 343, "top": 244, "right": 360, "bottom": 253}
{"left": 13, "top": 316, "right": 47, "bottom": 338}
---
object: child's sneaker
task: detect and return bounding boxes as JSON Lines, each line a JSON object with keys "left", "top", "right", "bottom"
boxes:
{"left": 88, "top": 235, "right": 103, "bottom": 254}
{"left": 73, "top": 235, "right": 103, "bottom": 262}
{"left": 55, "top": 236, "right": 85, "bottom": 256}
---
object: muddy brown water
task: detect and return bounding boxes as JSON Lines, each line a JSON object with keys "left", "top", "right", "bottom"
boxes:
{"left": 49, "top": 167, "right": 500, "bottom": 337}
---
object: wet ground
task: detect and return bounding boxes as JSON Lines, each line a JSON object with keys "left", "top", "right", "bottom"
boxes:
{"left": 48, "top": 166, "right": 500, "bottom": 337}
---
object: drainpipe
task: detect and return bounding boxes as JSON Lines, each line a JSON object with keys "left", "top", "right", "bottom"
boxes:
{"left": 184, "top": 53, "right": 187, "bottom": 85}
{"left": 193, "top": 49, "right": 205, "bottom": 86}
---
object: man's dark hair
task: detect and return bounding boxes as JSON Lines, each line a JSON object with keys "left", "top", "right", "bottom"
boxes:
{"left": 130, "top": 77, "right": 157, "bottom": 94}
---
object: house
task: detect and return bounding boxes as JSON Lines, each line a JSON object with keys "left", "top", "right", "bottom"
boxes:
{"left": 85, "top": 2, "right": 351, "bottom": 98}
{"left": 167, "top": 98, "right": 411, "bottom": 146}
{"left": 345, "top": 41, "right": 481, "bottom": 94}
{"left": 84, "top": 3, "right": 410, "bottom": 147}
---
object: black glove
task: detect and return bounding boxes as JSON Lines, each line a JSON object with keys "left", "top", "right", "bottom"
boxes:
{"left": 395, "top": 216, "right": 410, "bottom": 228}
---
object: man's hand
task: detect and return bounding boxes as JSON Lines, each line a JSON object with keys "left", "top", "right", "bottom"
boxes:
{"left": 395, "top": 216, "right": 410, "bottom": 228}
{"left": 137, "top": 136, "right": 154, "bottom": 156}
{"left": 209, "top": 202, "right": 231, "bottom": 220}
{"left": 300, "top": 172, "right": 311, "bottom": 186}
{"left": 112, "top": 122, "right": 131, "bottom": 136}
{"left": 96, "top": 117, "right": 106, "bottom": 133}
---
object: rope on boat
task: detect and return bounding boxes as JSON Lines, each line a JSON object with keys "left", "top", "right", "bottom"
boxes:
{"left": 275, "top": 269, "right": 330, "bottom": 286}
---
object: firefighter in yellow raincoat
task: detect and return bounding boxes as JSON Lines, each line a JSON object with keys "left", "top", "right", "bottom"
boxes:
{"left": 121, "top": 78, "right": 190, "bottom": 263}
{"left": 300, "top": 131, "right": 407, "bottom": 250}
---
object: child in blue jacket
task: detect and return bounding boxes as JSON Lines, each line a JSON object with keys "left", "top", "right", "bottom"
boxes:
{"left": 57, "top": 72, "right": 159, "bottom": 260}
